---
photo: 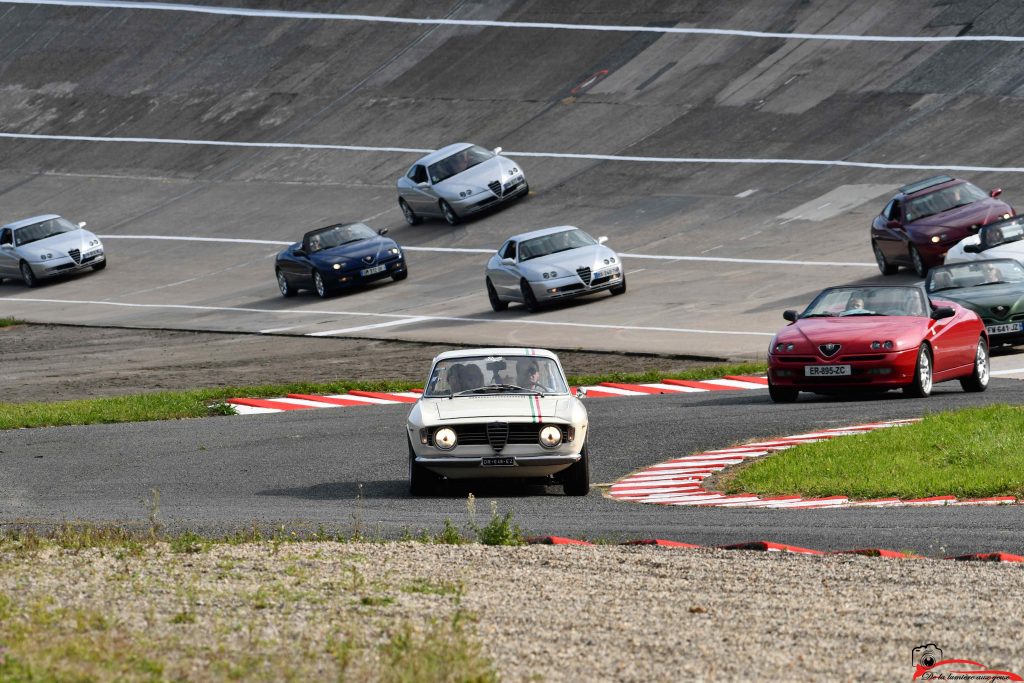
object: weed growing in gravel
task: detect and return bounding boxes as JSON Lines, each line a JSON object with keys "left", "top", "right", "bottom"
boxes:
{"left": 474, "top": 501, "right": 524, "bottom": 546}
{"left": 434, "top": 518, "right": 469, "bottom": 545}
{"left": 170, "top": 530, "right": 211, "bottom": 554}
{"left": 0, "top": 317, "right": 21, "bottom": 328}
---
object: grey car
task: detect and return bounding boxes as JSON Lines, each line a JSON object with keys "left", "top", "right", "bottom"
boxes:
{"left": 396, "top": 142, "right": 528, "bottom": 225}
{"left": 485, "top": 226, "right": 626, "bottom": 312}
{"left": 0, "top": 214, "right": 106, "bottom": 287}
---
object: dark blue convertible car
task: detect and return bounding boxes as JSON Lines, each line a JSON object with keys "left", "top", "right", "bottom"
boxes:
{"left": 275, "top": 222, "right": 407, "bottom": 298}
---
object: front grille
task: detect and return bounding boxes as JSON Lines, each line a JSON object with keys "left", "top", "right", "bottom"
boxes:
{"left": 429, "top": 423, "right": 568, "bottom": 450}
{"left": 68, "top": 249, "right": 81, "bottom": 264}
{"left": 777, "top": 356, "right": 816, "bottom": 363}
{"left": 486, "top": 422, "right": 509, "bottom": 452}
{"left": 591, "top": 274, "right": 612, "bottom": 286}
{"left": 576, "top": 267, "right": 592, "bottom": 285}
{"left": 488, "top": 180, "right": 502, "bottom": 196}
{"left": 839, "top": 355, "right": 886, "bottom": 361}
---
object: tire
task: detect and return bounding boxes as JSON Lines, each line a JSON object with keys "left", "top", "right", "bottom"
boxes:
{"left": 904, "top": 344, "right": 933, "bottom": 397}
{"left": 610, "top": 275, "right": 627, "bottom": 296}
{"left": 313, "top": 270, "right": 329, "bottom": 298}
{"left": 486, "top": 278, "right": 508, "bottom": 311}
{"left": 959, "top": 337, "right": 990, "bottom": 393}
{"left": 440, "top": 200, "right": 460, "bottom": 226}
{"left": 392, "top": 267, "right": 408, "bottom": 282}
{"left": 92, "top": 259, "right": 107, "bottom": 271}
{"left": 409, "top": 439, "right": 440, "bottom": 496}
{"left": 768, "top": 379, "right": 799, "bottom": 403}
{"left": 872, "top": 241, "right": 897, "bottom": 275}
{"left": 520, "top": 279, "right": 540, "bottom": 312}
{"left": 399, "top": 199, "right": 422, "bottom": 225}
{"left": 562, "top": 443, "right": 590, "bottom": 496}
{"left": 909, "top": 245, "right": 928, "bottom": 278}
{"left": 19, "top": 261, "right": 38, "bottom": 288}
{"left": 276, "top": 269, "right": 295, "bottom": 297}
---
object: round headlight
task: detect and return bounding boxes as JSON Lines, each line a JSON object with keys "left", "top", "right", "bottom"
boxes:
{"left": 931, "top": 235, "right": 940, "bottom": 243}
{"left": 434, "top": 428, "right": 457, "bottom": 450}
{"left": 390, "top": 247, "right": 400, "bottom": 255}
{"left": 785, "top": 343, "right": 795, "bottom": 352}
{"left": 539, "top": 425, "right": 562, "bottom": 448}
{"left": 1004, "top": 213, "right": 1012, "bottom": 220}
{"left": 871, "top": 341, "right": 881, "bottom": 350}
{"left": 883, "top": 340, "right": 894, "bottom": 350}
{"left": 775, "top": 343, "right": 785, "bottom": 352}
{"left": 333, "top": 263, "right": 341, "bottom": 270}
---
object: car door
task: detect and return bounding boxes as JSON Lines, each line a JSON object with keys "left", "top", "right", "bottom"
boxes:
{"left": 873, "top": 199, "right": 908, "bottom": 264}
{"left": 402, "top": 165, "right": 437, "bottom": 215}
{"left": 490, "top": 240, "right": 521, "bottom": 299}
{"left": 0, "top": 228, "right": 17, "bottom": 277}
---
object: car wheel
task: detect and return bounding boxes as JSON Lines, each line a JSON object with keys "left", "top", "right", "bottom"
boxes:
{"left": 92, "top": 259, "right": 107, "bottom": 272}
{"left": 399, "top": 199, "right": 422, "bottom": 225}
{"left": 392, "top": 267, "right": 408, "bottom": 282}
{"left": 520, "top": 279, "right": 541, "bottom": 312}
{"left": 313, "top": 270, "right": 329, "bottom": 298}
{"left": 872, "top": 241, "right": 897, "bottom": 276}
{"left": 19, "top": 261, "right": 38, "bottom": 288}
{"left": 409, "top": 439, "right": 440, "bottom": 496}
{"left": 440, "top": 200, "right": 460, "bottom": 226}
{"left": 909, "top": 245, "right": 928, "bottom": 278}
{"left": 276, "top": 269, "right": 295, "bottom": 297}
{"left": 904, "top": 344, "right": 933, "bottom": 397}
{"left": 562, "top": 443, "right": 590, "bottom": 496}
{"left": 960, "top": 337, "right": 990, "bottom": 393}
{"left": 610, "top": 275, "right": 627, "bottom": 296}
{"left": 486, "top": 277, "right": 508, "bottom": 311}
{"left": 768, "top": 379, "right": 799, "bottom": 403}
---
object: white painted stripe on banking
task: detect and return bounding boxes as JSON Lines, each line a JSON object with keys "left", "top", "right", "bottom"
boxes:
{"left": 991, "top": 368, "right": 1024, "bottom": 376}
{"left": 9, "top": 133, "right": 1024, "bottom": 175}
{"left": 96, "top": 235, "right": 873, "bottom": 268}
{"left": 0, "top": 298, "right": 776, "bottom": 337}
{"left": 309, "top": 316, "right": 429, "bottom": 336}
{"left": 3, "top": 1, "right": 1024, "bottom": 43}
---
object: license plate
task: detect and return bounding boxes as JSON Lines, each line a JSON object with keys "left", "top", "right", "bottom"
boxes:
{"left": 360, "top": 264, "right": 386, "bottom": 276}
{"left": 481, "top": 456, "right": 515, "bottom": 467}
{"left": 805, "top": 365, "right": 851, "bottom": 377}
{"left": 987, "top": 322, "right": 1023, "bottom": 335}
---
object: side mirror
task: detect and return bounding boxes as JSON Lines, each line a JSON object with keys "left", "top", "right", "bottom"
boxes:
{"left": 417, "top": 180, "right": 429, "bottom": 186}
{"left": 377, "top": 227, "right": 389, "bottom": 236}
{"left": 783, "top": 310, "right": 798, "bottom": 322}
{"left": 598, "top": 236, "right": 608, "bottom": 245}
{"left": 493, "top": 146, "right": 503, "bottom": 155}
{"left": 501, "top": 257, "right": 515, "bottom": 266}
{"left": 77, "top": 221, "right": 87, "bottom": 229}
{"left": 575, "top": 387, "right": 587, "bottom": 399}
{"left": 990, "top": 188, "right": 1003, "bottom": 198}
{"left": 931, "top": 306, "right": 955, "bottom": 320}
{"left": 294, "top": 248, "right": 307, "bottom": 257}
{"left": 963, "top": 244, "right": 981, "bottom": 254}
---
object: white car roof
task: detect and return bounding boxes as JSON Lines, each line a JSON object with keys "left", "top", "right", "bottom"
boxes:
{"left": 414, "top": 142, "right": 475, "bottom": 167}
{"left": 3, "top": 214, "right": 62, "bottom": 230}
{"left": 430, "top": 347, "right": 561, "bottom": 363}
{"left": 504, "top": 225, "right": 581, "bottom": 242}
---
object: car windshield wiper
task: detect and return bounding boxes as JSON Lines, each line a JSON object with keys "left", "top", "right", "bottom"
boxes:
{"left": 337, "top": 238, "right": 364, "bottom": 246}
{"left": 976, "top": 281, "right": 1006, "bottom": 286}
{"left": 802, "top": 313, "right": 836, "bottom": 318}
{"left": 455, "top": 384, "right": 538, "bottom": 395}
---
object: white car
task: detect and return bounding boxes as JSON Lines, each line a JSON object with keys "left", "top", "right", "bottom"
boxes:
{"left": 945, "top": 215, "right": 1024, "bottom": 265}
{"left": 0, "top": 214, "right": 106, "bottom": 287}
{"left": 405, "top": 348, "right": 590, "bottom": 496}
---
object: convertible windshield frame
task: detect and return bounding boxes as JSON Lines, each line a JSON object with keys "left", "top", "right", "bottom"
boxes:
{"left": 801, "top": 286, "right": 930, "bottom": 318}
{"left": 423, "top": 355, "right": 569, "bottom": 398}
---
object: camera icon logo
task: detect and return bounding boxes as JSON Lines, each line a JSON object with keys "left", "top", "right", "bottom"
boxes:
{"left": 912, "top": 643, "right": 943, "bottom": 668}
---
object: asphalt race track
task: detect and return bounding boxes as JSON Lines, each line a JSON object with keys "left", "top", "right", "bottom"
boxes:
{"left": 1, "top": 1, "right": 1023, "bottom": 553}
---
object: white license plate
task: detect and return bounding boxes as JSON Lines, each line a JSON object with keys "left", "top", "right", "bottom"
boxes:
{"left": 805, "top": 365, "right": 851, "bottom": 377}
{"left": 987, "top": 322, "right": 1023, "bottom": 335}
{"left": 360, "top": 264, "right": 386, "bottom": 276}
{"left": 481, "top": 456, "right": 515, "bottom": 467}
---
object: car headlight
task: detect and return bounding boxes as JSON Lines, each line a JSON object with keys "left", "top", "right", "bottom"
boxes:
{"left": 543, "top": 270, "right": 558, "bottom": 279}
{"left": 870, "top": 340, "right": 895, "bottom": 350}
{"left": 39, "top": 253, "right": 52, "bottom": 260}
{"left": 333, "top": 263, "right": 342, "bottom": 270}
{"left": 89, "top": 239, "right": 100, "bottom": 247}
{"left": 389, "top": 247, "right": 401, "bottom": 255}
{"left": 774, "top": 342, "right": 796, "bottom": 352}
{"left": 434, "top": 427, "right": 457, "bottom": 450}
{"left": 539, "top": 425, "right": 562, "bottom": 448}
{"left": 509, "top": 167, "right": 519, "bottom": 175}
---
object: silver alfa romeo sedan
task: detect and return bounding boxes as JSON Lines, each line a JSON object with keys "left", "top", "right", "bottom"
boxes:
{"left": 396, "top": 143, "right": 528, "bottom": 225}
{"left": 406, "top": 348, "right": 590, "bottom": 496}
{"left": 484, "top": 226, "right": 625, "bottom": 312}
{"left": 0, "top": 214, "right": 106, "bottom": 287}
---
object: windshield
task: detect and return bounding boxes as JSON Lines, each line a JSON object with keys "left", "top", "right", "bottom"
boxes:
{"left": 427, "top": 145, "right": 493, "bottom": 184}
{"left": 927, "top": 260, "right": 1024, "bottom": 292}
{"left": 423, "top": 355, "right": 568, "bottom": 397}
{"left": 904, "top": 182, "right": 988, "bottom": 222}
{"left": 306, "top": 223, "right": 377, "bottom": 252}
{"left": 13, "top": 217, "right": 80, "bottom": 247}
{"left": 802, "top": 286, "right": 928, "bottom": 318}
{"left": 519, "top": 229, "right": 597, "bottom": 262}
{"left": 980, "top": 217, "right": 1024, "bottom": 249}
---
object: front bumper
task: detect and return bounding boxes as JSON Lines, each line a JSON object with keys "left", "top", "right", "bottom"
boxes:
{"left": 35, "top": 251, "right": 105, "bottom": 279}
{"left": 414, "top": 450, "right": 582, "bottom": 480}
{"left": 530, "top": 269, "right": 622, "bottom": 302}
{"left": 768, "top": 347, "right": 919, "bottom": 390}
{"left": 451, "top": 179, "right": 528, "bottom": 216}
{"left": 327, "top": 257, "right": 405, "bottom": 288}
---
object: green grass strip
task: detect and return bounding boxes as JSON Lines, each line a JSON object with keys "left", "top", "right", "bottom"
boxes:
{"left": 724, "top": 405, "right": 1024, "bottom": 500}
{"left": 0, "top": 362, "right": 767, "bottom": 430}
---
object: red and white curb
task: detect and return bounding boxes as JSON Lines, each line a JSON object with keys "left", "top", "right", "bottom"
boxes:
{"left": 224, "top": 375, "right": 768, "bottom": 414}
{"left": 608, "top": 419, "right": 1022, "bottom": 509}
{"left": 527, "top": 537, "right": 1024, "bottom": 562}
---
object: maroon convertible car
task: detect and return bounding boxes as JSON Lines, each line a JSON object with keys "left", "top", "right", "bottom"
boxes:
{"left": 870, "top": 175, "right": 1014, "bottom": 278}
